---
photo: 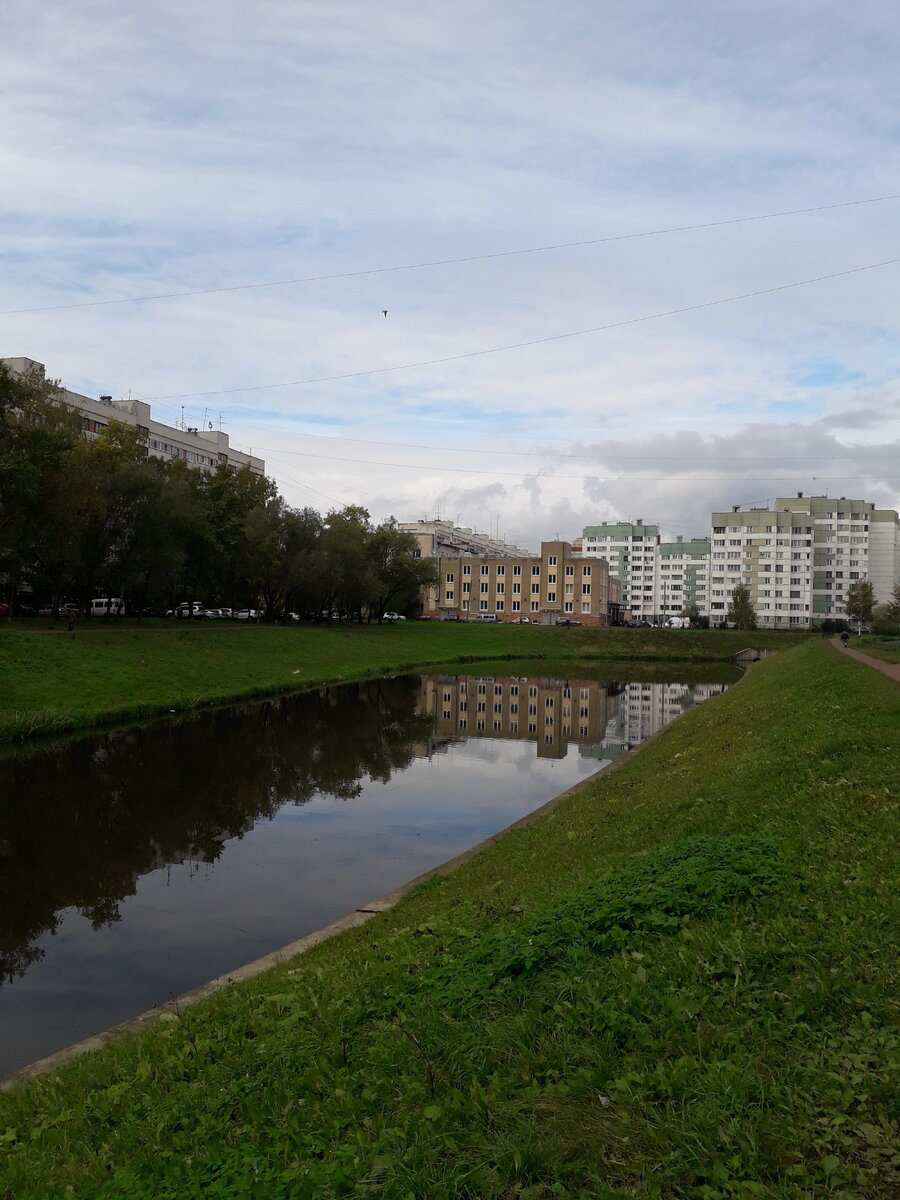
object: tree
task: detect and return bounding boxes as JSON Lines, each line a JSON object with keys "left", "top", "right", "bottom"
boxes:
{"left": 368, "top": 519, "right": 438, "bottom": 621}
{"left": 882, "top": 582, "right": 900, "bottom": 627}
{"left": 726, "top": 583, "right": 757, "bottom": 631}
{"left": 0, "top": 362, "right": 80, "bottom": 609}
{"left": 320, "top": 506, "right": 374, "bottom": 621}
{"left": 845, "top": 579, "right": 874, "bottom": 628}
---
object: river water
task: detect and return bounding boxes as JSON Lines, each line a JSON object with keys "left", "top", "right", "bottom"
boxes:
{"left": 0, "top": 662, "right": 736, "bottom": 1077}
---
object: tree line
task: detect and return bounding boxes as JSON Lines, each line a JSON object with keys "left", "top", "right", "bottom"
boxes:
{"left": 0, "top": 362, "right": 437, "bottom": 620}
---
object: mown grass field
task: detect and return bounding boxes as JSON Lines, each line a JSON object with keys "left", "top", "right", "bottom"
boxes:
{"left": 0, "top": 621, "right": 803, "bottom": 742}
{"left": 0, "top": 638, "right": 896, "bottom": 1198}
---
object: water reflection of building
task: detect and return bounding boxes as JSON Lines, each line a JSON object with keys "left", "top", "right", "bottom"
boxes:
{"left": 600, "top": 681, "right": 729, "bottom": 752}
{"left": 417, "top": 675, "right": 620, "bottom": 759}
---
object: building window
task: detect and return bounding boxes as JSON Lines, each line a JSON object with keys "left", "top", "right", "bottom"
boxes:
{"left": 481, "top": 564, "right": 489, "bottom": 575}
{"left": 583, "top": 565, "right": 591, "bottom": 576}
{"left": 512, "top": 600, "right": 520, "bottom": 611}
{"left": 479, "top": 600, "right": 488, "bottom": 611}
{"left": 445, "top": 572, "right": 454, "bottom": 583}
{"left": 513, "top": 565, "right": 521, "bottom": 576}
{"left": 462, "top": 564, "right": 470, "bottom": 575}
{"left": 547, "top": 591, "right": 556, "bottom": 602}
{"left": 497, "top": 565, "right": 505, "bottom": 575}
{"left": 496, "top": 600, "right": 504, "bottom": 612}
{"left": 531, "top": 601, "right": 539, "bottom": 612}
{"left": 548, "top": 555, "right": 557, "bottom": 566}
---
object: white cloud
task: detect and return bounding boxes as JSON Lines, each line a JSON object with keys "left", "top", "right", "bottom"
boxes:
{"left": 2, "top": 0, "right": 899, "bottom": 542}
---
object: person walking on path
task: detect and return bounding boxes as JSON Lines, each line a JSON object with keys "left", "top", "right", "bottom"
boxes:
{"left": 840, "top": 629, "right": 850, "bottom": 649}
{"left": 830, "top": 636, "right": 900, "bottom": 682}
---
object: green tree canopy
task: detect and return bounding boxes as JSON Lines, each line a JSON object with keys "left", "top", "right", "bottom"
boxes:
{"left": 845, "top": 580, "right": 874, "bottom": 626}
{"left": 726, "top": 583, "right": 757, "bottom": 631}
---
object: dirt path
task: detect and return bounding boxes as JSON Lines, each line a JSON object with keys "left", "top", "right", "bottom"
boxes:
{"left": 830, "top": 637, "right": 900, "bottom": 682}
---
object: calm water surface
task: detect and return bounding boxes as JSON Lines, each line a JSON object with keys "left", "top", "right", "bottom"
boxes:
{"left": 0, "top": 665, "right": 735, "bottom": 1076}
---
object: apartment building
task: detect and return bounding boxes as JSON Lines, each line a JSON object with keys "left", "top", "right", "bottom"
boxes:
{"left": 425, "top": 540, "right": 621, "bottom": 625}
{"left": 578, "top": 520, "right": 710, "bottom": 622}
{"left": 657, "top": 537, "right": 710, "bottom": 618}
{"left": 398, "top": 519, "right": 530, "bottom": 560}
{"left": 709, "top": 494, "right": 900, "bottom": 627}
{"left": 2, "top": 357, "right": 265, "bottom": 476}
{"left": 579, "top": 519, "right": 659, "bottom": 620}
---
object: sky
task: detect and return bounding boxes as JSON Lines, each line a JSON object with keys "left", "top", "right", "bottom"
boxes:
{"left": 2, "top": 0, "right": 899, "bottom": 548}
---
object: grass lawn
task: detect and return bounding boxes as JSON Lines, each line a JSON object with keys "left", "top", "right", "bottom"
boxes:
{"left": 854, "top": 635, "right": 900, "bottom": 665}
{"left": 0, "top": 637, "right": 896, "bottom": 1198}
{"left": 0, "top": 622, "right": 805, "bottom": 743}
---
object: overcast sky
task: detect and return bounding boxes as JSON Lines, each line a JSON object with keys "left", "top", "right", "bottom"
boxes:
{"left": 3, "top": 0, "right": 898, "bottom": 547}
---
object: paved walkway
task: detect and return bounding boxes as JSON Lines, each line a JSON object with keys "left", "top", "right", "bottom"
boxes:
{"left": 830, "top": 637, "right": 900, "bottom": 682}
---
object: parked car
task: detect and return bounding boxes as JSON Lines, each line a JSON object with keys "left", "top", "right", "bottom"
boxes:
{"left": 554, "top": 617, "right": 581, "bottom": 626}
{"left": 166, "top": 602, "right": 208, "bottom": 618}
{"left": 235, "top": 608, "right": 259, "bottom": 621}
{"left": 91, "top": 597, "right": 126, "bottom": 617}
{"left": 0, "top": 602, "right": 10, "bottom": 618}
{"left": 382, "top": 612, "right": 406, "bottom": 621}
{"left": 511, "top": 616, "right": 531, "bottom": 624}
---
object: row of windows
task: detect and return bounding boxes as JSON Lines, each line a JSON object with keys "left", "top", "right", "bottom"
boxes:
{"left": 449, "top": 562, "right": 592, "bottom": 579}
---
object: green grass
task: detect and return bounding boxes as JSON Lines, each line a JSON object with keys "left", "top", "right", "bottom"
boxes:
{"left": 0, "top": 623, "right": 805, "bottom": 743}
{"left": 0, "top": 638, "right": 896, "bottom": 1198}
{"left": 854, "top": 635, "right": 900, "bottom": 665}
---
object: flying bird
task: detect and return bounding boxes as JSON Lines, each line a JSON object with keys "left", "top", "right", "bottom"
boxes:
{"left": 382, "top": 309, "right": 388, "bottom": 317}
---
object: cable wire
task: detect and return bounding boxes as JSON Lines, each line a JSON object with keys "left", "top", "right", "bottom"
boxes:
{"left": 145, "top": 255, "right": 900, "bottom": 400}
{"left": 252, "top": 445, "right": 899, "bottom": 485}
{"left": 3, "top": 193, "right": 898, "bottom": 316}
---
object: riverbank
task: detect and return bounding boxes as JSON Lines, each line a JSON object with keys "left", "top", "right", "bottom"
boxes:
{"left": 1, "top": 638, "right": 896, "bottom": 1198}
{"left": 0, "top": 622, "right": 803, "bottom": 742}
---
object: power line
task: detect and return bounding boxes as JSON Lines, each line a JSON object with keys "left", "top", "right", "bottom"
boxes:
{"left": 249, "top": 445, "right": 899, "bottom": 484}
{"left": 3, "top": 193, "right": 898, "bottom": 317}
{"left": 254, "top": 432, "right": 899, "bottom": 465}
{"left": 145, "top": 255, "right": 900, "bottom": 401}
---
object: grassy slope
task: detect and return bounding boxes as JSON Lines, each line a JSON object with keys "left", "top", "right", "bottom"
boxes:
{"left": 0, "top": 639, "right": 896, "bottom": 1199}
{"left": 0, "top": 623, "right": 803, "bottom": 742}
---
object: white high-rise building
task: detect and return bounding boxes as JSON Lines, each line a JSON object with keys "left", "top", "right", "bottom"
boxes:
{"left": 578, "top": 520, "right": 710, "bottom": 623}
{"left": 709, "top": 494, "right": 899, "bottom": 627}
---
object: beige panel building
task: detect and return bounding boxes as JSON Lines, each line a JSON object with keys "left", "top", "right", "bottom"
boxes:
{"left": 2, "top": 357, "right": 265, "bottom": 476}
{"left": 425, "top": 540, "right": 621, "bottom": 626}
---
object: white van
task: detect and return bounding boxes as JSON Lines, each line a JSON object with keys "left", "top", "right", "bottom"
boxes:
{"left": 91, "top": 597, "right": 125, "bottom": 617}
